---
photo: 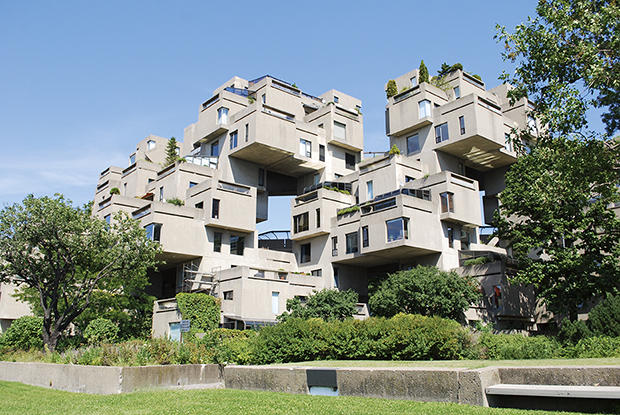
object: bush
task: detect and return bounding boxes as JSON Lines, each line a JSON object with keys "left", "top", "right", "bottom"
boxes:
{"left": 588, "top": 293, "right": 620, "bottom": 337}
{"left": 278, "top": 289, "right": 359, "bottom": 323}
{"left": 477, "top": 332, "right": 561, "bottom": 360}
{"left": 83, "top": 318, "right": 119, "bottom": 345}
{"left": 167, "top": 197, "right": 185, "bottom": 206}
{"left": 386, "top": 79, "right": 397, "bottom": 98}
{"left": 558, "top": 318, "right": 592, "bottom": 344}
{"left": 176, "top": 293, "right": 221, "bottom": 337}
{"left": 199, "top": 328, "right": 254, "bottom": 364}
{"left": 0, "top": 316, "right": 43, "bottom": 350}
{"left": 388, "top": 145, "right": 401, "bottom": 155}
{"left": 463, "top": 256, "right": 489, "bottom": 266}
{"left": 109, "top": 187, "right": 120, "bottom": 195}
{"left": 563, "top": 336, "right": 620, "bottom": 358}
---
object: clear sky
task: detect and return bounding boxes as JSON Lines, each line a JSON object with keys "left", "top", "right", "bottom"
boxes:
{"left": 0, "top": 0, "right": 539, "bottom": 231}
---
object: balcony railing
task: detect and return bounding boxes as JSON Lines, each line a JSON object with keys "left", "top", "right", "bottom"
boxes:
{"left": 301, "top": 181, "right": 352, "bottom": 195}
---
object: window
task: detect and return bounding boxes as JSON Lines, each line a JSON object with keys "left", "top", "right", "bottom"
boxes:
{"left": 123, "top": 183, "right": 127, "bottom": 195}
{"left": 316, "top": 208, "right": 321, "bottom": 228}
{"left": 261, "top": 94, "right": 266, "bottom": 104}
{"left": 300, "top": 243, "right": 311, "bottom": 263}
{"left": 435, "top": 123, "right": 449, "bottom": 143}
{"left": 195, "top": 201, "right": 203, "bottom": 209}
{"left": 419, "top": 100, "right": 431, "bottom": 118}
{"left": 505, "top": 133, "right": 513, "bottom": 152}
{"left": 145, "top": 223, "right": 162, "bottom": 242}
{"left": 245, "top": 123, "right": 249, "bottom": 142}
{"left": 345, "top": 153, "right": 356, "bottom": 170}
{"left": 147, "top": 140, "right": 156, "bottom": 150}
{"left": 527, "top": 115, "right": 537, "bottom": 133}
{"left": 104, "top": 214, "right": 111, "bottom": 224}
{"left": 334, "top": 96, "right": 339, "bottom": 103}
{"left": 159, "top": 187, "right": 164, "bottom": 202}
{"left": 230, "top": 235, "right": 244, "bottom": 255}
{"left": 293, "top": 212, "right": 309, "bottom": 233}
{"left": 319, "top": 145, "right": 325, "bottom": 162}
{"left": 493, "top": 285, "right": 503, "bottom": 309}
{"left": 189, "top": 182, "right": 197, "bottom": 188}
{"left": 129, "top": 154, "right": 136, "bottom": 165}
{"left": 334, "top": 121, "right": 346, "bottom": 141}
{"left": 217, "top": 107, "right": 228, "bottom": 125}
{"left": 313, "top": 173, "right": 320, "bottom": 184}
{"left": 367, "top": 181, "right": 374, "bottom": 200}
{"left": 461, "top": 230, "right": 470, "bottom": 250}
{"left": 272, "top": 292, "right": 279, "bottom": 314}
{"left": 318, "top": 123, "right": 324, "bottom": 129}
{"left": 214, "top": 232, "right": 222, "bottom": 252}
{"left": 258, "top": 168, "right": 265, "bottom": 187}
{"left": 440, "top": 192, "right": 454, "bottom": 213}
{"left": 300, "top": 139, "right": 311, "bottom": 157}
{"left": 331, "top": 236, "right": 338, "bottom": 256}
{"left": 230, "top": 131, "right": 238, "bottom": 149}
{"left": 212, "top": 199, "right": 220, "bottom": 219}
{"left": 335, "top": 173, "right": 343, "bottom": 179}
{"left": 407, "top": 133, "right": 420, "bottom": 154}
{"left": 410, "top": 76, "right": 417, "bottom": 87}
{"left": 362, "top": 226, "right": 369, "bottom": 247}
{"left": 459, "top": 116, "right": 465, "bottom": 135}
{"left": 211, "top": 140, "right": 219, "bottom": 156}
{"left": 223, "top": 290, "right": 233, "bottom": 300}
{"left": 458, "top": 162, "right": 464, "bottom": 175}
{"left": 447, "top": 227, "right": 454, "bottom": 248}
{"left": 405, "top": 175, "right": 415, "bottom": 183}
{"left": 333, "top": 266, "right": 339, "bottom": 288}
{"left": 175, "top": 147, "right": 180, "bottom": 155}
{"left": 346, "top": 231, "right": 359, "bottom": 254}
{"left": 454, "top": 86, "right": 460, "bottom": 99}
{"left": 386, "top": 218, "right": 409, "bottom": 242}
{"left": 311, "top": 269, "right": 322, "bottom": 277}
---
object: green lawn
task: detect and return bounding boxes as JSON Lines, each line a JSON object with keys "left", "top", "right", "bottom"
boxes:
{"left": 0, "top": 380, "right": 607, "bottom": 415}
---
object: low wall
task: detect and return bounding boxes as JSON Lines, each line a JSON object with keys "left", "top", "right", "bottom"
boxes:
{"left": 0, "top": 362, "right": 222, "bottom": 394}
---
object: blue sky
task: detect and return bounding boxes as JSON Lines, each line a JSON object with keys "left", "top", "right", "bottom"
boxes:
{"left": 0, "top": 0, "right": 539, "bottom": 231}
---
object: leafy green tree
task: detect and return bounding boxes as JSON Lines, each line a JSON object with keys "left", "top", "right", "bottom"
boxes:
{"left": 0, "top": 194, "right": 162, "bottom": 352}
{"left": 164, "top": 137, "right": 180, "bottom": 166}
{"left": 496, "top": 0, "right": 620, "bottom": 136}
{"left": 588, "top": 293, "right": 620, "bottom": 337}
{"left": 176, "top": 292, "right": 221, "bottom": 337}
{"left": 83, "top": 318, "right": 119, "bottom": 345}
{"left": 386, "top": 79, "right": 397, "bottom": 98}
{"left": 278, "top": 288, "right": 358, "bottom": 323}
{"left": 369, "top": 266, "right": 481, "bottom": 321}
{"left": 0, "top": 316, "right": 43, "bottom": 350}
{"left": 418, "top": 60, "right": 429, "bottom": 84}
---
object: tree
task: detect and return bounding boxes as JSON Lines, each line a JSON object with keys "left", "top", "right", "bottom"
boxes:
{"left": 0, "top": 194, "right": 162, "bottom": 352}
{"left": 386, "top": 79, "right": 397, "bottom": 98}
{"left": 369, "top": 266, "right": 481, "bottom": 321}
{"left": 496, "top": 0, "right": 620, "bottom": 136}
{"left": 277, "top": 288, "right": 358, "bottom": 323}
{"left": 165, "top": 137, "right": 180, "bottom": 166}
{"left": 418, "top": 60, "right": 429, "bottom": 84}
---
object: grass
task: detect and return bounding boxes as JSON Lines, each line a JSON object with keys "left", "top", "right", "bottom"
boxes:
{"left": 0, "top": 380, "right": 607, "bottom": 415}
{"left": 274, "top": 357, "right": 620, "bottom": 369}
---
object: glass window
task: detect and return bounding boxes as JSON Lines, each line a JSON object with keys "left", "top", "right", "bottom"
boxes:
{"left": 212, "top": 199, "right": 220, "bottom": 219}
{"left": 334, "top": 121, "right": 346, "bottom": 141}
{"left": 211, "top": 140, "right": 219, "bottom": 157}
{"left": 168, "top": 322, "right": 180, "bottom": 341}
{"left": 346, "top": 232, "right": 358, "bottom": 254}
{"left": 333, "top": 267, "right": 339, "bottom": 288}
{"left": 145, "top": 223, "right": 162, "bottom": 242}
{"left": 410, "top": 76, "right": 417, "bottom": 87}
{"left": 454, "top": 86, "right": 460, "bottom": 99}
{"left": 362, "top": 226, "right": 369, "bottom": 247}
{"left": 293, "top": 212, "right": 309, "bottom": 233}
{"left": 311, "top": 269, "right": 322, "bottom": 277}
{"left": 147, "top": 140, "right": 156, "bottom": 150}
{"left": 334, "top": 96, "right": 339, "bottom": 103}
{"left": 224, "top": 290, "right": 233, "bottom": 300}
{"left": 345, "top": 153, "right": 356, "bottom": 170}
{"left": 272, "top": 292, "right": 279, "bottom": 314}
{"left": 405, "top": 176, "right": 415, "bottom": 183}
{"left": 217, "top": 107, "right": 228, "bottom": 125}
{"left": 245, "top": 123, "right": 249, "bottom": 142}
{"left": 386, "top": 218, "right": 409, "bottom": 242}
{"left": 300, "top": 139, "right": 311, "bottom": 157}
{"left": 129, "top": 154, "right": 136, "bottom": 165}
{"left": 447, "top": 227, "right": 454, "bottom": 248}
{"left": 159, "top": 187, "right": 164, "bottom": 202}
{"left": 435, "top": 123, "right": 449, "bottom": 143}
{"left": 230, "top": 131, "right": 238, "bottom": 149}
{"left": 300, "top": 243, "right": 311, "bottom": 263}
{"left": 440, "top": 192, "right": 454, "bottom": 213}
{"left": 313, "top": 173, "right": 320, "bottom": 184}
{"left": 262, "top": 94, "right": 266, "bottom": 104}
{"left": 505, "top": 133, "right": 513, "bottom": 152}
{"left": 230, "top": 235, "right": 244, "bottom": 255}
{"left": 319, "top": 145, "right": 325, "bottom": 162}
{"left": 407, "top": 134, "right": 420, "bottom": 154}
{"left": 419, "top": 100, "right": 431, "bottom": 118}
{"left": 331, "top": 236, "right": 338, "bottom": 256}
{"left": 316, "top": 208, "right": 321, "bottom": 228}
{"left": 494, "top": 285, "right": 503, "bottom": 309}
{"left": 459, "top": 116, "right": 465, "bottom": 135}
{"left": 367, "top": 181, "right": 373, "bottom": 200}
{"left": 195, "top": 201, "right": 204, "bottom": 209}
{"left": 258, "top": 168, "right": 265, "bottom": 187}
{"left": 214, "top": 232, "right": 222, "bottom": 252}
{"left": 189, "top": 182, "right": 197, "bottom": 188}
{"left": 104, "top": 214, "right": 111, "bottom": 224}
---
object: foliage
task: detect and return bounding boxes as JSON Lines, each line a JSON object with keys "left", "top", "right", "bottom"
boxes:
{"left": 437, "top": 62, "right": 463, "bottom": 77}
{"left": 463, "top": 256, "right": 489, "bottom": 266}
{"left": 109, "top": 187, "right": 120, "bottom": 195}
{"left": 476, "top": 332, "right": 562, "bottom": 360}
{"left": 0, "top": 194, "right": 162, "bottom": 352}
{"left": 557, "top": 318, "right": 592, "bottom": 345}
{"left": 386, "top": 79, "right": 397, "bottom": 98}
{"left": 166, "top": 197, "right": 185, "bottom": 206}
{"left": 278, "top": 289, "right": 358, "bottom": 323}
{"left": 198, "top": 328, "right": 253, "bottom": 364}
{"left": 496, "top": 0, "right": 620, "bottom": 136}
{"left": 323, "top": 186, "right": 351, "bottom": 195}
{"left": 388, "top": 144, "right": 401, "bottom": 155}
{"left": 175, "top": 293, "right": 221, "bottom": 337}
{"left": 369, "top": 266, "right": 481, "bottom": 321}
{"left": 83, "top": 318, "right": 119, "bottom": 345}
{"left": 336, "top": 205, "right": 360, "bottom": 216}
{"left": 0, "top": 316, "right": 43, "bottom": 350}
{"left": 562, "top": 335, "right": 620, "bottom": 358}
{"left": 588, "top": 293, "right": 620, "bottom": 337}
{"left": 164, "top": 137, "right": 180, "bottom": 166}
{"left": 418, "top": 60, "right": 429, "bottom": 84}
{"left": 495, "top": 138, "right": 620, "bottom": 318}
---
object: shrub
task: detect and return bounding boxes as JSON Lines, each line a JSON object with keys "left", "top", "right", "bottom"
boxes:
{"left": 109, "top": 187, "right": 120, "bottom": 195}
{"left": 386, "top": 79, "right": 397, "bottom": 98}
{"left": 477, "top": 332, "right": 561, "bottom": 360}
{"left": 588, "top": 293, "right": 620, "bottom": 337}
{"left": 463, "top": 256, "right": 489, "bottom": 266}
{"left": 278, "top": 289, "right": 359, "bottom": 323}
{"left": 563, "top": 336, "right": 620, "bottom": 358}
{"left": 388, "top": 145, "right": 401, "bottom": 155}
{"left": 83, "top": 318, "right": 119, "bottom": 345}
{"left": 558, "top": 318, "right": 592, "bottom": 345}
{"left": 199, "top": 328, "right": 254, "bottom": 364}
{"left": 176, "top": 293, "right": 221, "bottom": 337}
{"left": 419, "top": 60, "right": 429, "bottom": 84}
{"left": 167, "top": 197, "right": 185, "bottom": 206}
{"left": 336, "top": 205, "right": 360, "bottom": 216}
{"left": 0, "top": 316, "right": 43, "bottom": 350}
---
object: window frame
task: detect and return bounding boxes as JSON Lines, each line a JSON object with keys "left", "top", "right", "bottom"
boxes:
{"left": 459, "top": 116, "right": 465, "bottom": 135}
{"left": 230, "top": 130, "right": 238, "bottom": 150}
{"left": 440, "top": 192, "right": 454, "bottom": 213}
{"left": 419, "top": 99, "right": 431, "bottom": 118}
{"left": 300, "top": 243, "right": 311, "bottom": 263}
{"left": 407, "top": 133, "right": 420, "bottom": 154}
{"left": 345, "top": 231, "right": 359, "bottom": 254}
{"left": 386, "top": 218, "right": 409, "bottom": 242}
{"left": 362, "top": 226, "right": 369, "bottom": 248}
{"left": 435, "top": 122, "right": 449, "bottom": 143}
{"left": 293, "top": 212, "right": 309, "bottom": 233}
{"left": 214, "top": 232, "right": 222, "bottom": 252}
{"left": 230, "top": 235, "right": 245, "bottom": 256}
{"left": 212, "top": 199, "right": 220, "bottom": 219}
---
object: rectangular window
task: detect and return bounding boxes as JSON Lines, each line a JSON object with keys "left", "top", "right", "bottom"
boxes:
{"left": 258, "top": 168, "right": 265, "bottom": 187}
{"left": 211, "top": 140, "right": 219, "bottom": 156}
{"left": 230, "top": 235, "right": 244, "bottom": 255}
{"left": 316, "top": 208, "right": 321, "bottom": 228}
{"left": 311, "top": 269, "right": 322, "bottom": 277}
{"left": 300, "top": 243, "right": 311, "bottom": 263}
{"left": 293, "top": 212, "right": 309, "bottom": 233}
{"left": 345, "top": 153, "right": 356, "bottom": 170}
{"left": 334, "top": 96, "right": 339, "bottom": 103}
{"left": 334, "top": 121, "right": 346, "bottom": 141}
{"left": 147, "top": 140, "right": 156, "bottom": 150}
{"left": 494, "top": 285, "right": 503, "bottom": 309}
{"left": 159, "top": 187, "right": 164, "bottom": 202}
{"left": 212, "top": 199, "right": 220, "bottom": 219}
{"left": 145, "top": 223, "right": 162, "bottom": 242}
{"left": 447, "top": 227, "right": 454, "bottom": 248}
{"left": 245, "top": 123, "right": 249, "bottom": 142}
{"left": 440, "top": 192, "right": 454, "bottom": 213}
{"left": 333, "top": 266, "right": 339, "bottom": 288}
{"left": 419, "top": 100, "right": 431, "bottom": 118}
{"left": 104, "top": 214, "right": 111, "bottom": 224}
{"left": 405, "top": 176, "right": 415, "bottom": 183}
{"left": 435, "top": 123, "right": 449, "bottom": 143}
{"left": 214, "top": 232, "right": 222, "bottom": 252}
{"left": 319, "top": 145, "right": 325, "bottom": 161}
{"left": 459, "top": 116, "right": 465, "bottom": 135}
{"left": 217, "top": 107, "right": 228, "bottom": 125}
{"left": 129, "top": 154, "right": 136, "bottom": 165}
{"left": 367, "top": 181, "right": 373, "bottom": 200}
{"left": 362, "top": 226, "right": 369, "bottom": 247}
{"left": 262, "top": 94, "right": 266, "bottom": 104}
{"left": 300, "top": 139, "right": 311, "bottom": 157}
{"left": 230, "top": 131, "right": 238, "bottom": 150}
{"left": 454, "top": 86, "right": 460, "bottom": 99}
{"left": 346, "top": 231, "right": 359, "bottom": 254}
{"left": 410, "top": 76, "right": 417, "bottom": 87}
{"left": 195, "top": 201, "right": 204, "bottom": 209}
{"left": 386, "top": 218, "right": 409, "bottom": 242}
{"left": 272, "top": 292, "right": 279, "bottom": 314}
{"left": 331, "top": 236, "right": 338, "bottom": 256}
{"left": 407, "top": 133, "right": 420, "bottom": 154}
{"left": 505, "top": 133, "right": 513, "bottom": 152}
{"left": 223, "top": 290, "right": 233, "bottom": 300}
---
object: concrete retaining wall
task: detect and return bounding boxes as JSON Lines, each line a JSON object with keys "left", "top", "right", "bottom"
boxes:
{"left": 0, "top": 362, "right": 222, "bottom": 394}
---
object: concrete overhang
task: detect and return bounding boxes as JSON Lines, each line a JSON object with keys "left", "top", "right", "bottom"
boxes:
{"left": 436, "top": 136, "right": 517, "bottom": 171}
{"left": 230, "top": 142, "right": 324, "bottom": 177}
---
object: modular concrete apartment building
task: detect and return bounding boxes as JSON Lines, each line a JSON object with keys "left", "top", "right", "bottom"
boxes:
{"left": 88, "top": 69, "right": 541, "bottom": 338}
